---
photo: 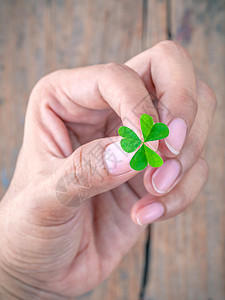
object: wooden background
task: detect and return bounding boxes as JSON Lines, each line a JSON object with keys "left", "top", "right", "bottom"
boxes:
{"left": 0, "top": 0, "right": 224, "bottom": 299}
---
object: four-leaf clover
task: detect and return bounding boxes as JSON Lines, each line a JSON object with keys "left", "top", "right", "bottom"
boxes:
{"left": 118, "top": 114, "right": 169, "bottom": 171}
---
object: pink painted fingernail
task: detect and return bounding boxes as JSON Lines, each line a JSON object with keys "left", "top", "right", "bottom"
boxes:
{"left": 104, "top": 141, "right": 134, "bottom": 175}
{"left": 165, "top": 118, "right": 187, "bottom": 155}
{"left": 152, "top": 159, "right": 181, "bottom": 193}
{"left": 137, "top": 202, "right": 165, "bottom": 225}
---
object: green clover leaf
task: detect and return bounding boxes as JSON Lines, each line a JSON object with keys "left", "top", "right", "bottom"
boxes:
{"left": 118, "top": 126, "right": 142, "bottom": 152}
{"left": 118, "top": 114, "right": 169, "bottom": 171}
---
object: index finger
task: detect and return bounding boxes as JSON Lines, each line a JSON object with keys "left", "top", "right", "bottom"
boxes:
{"left": 126, "top": 40, "right": 197, "bottom": 156}
{"left": 27, "top": 63, "right": 159, "bottom": 157}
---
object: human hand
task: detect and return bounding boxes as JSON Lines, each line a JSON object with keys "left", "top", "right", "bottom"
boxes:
{"left": 0, "top": 41, "right": 216, "bottom": 299}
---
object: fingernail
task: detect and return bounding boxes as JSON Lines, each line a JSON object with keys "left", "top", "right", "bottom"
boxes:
{"left": 137, "top": 202, "right": 165, "bottom": 225}
{"left": 165, "top": 118, "right": 187, "bottom": 155}
{"left": 104, "top": 141, "right": 134, "bottom": 175}
{"left": 152, "top": 159, "right": 181, "bottom": 193}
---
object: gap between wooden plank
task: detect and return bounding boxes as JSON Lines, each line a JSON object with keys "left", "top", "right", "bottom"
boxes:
{"left": 139, "top": 226, "right": 151, "bottom": 300}
{"left": 142, "top": 0, "right": 148, "bottom": 48}
{"left": 166, "top": 0, "right": 172, "bottom": 39}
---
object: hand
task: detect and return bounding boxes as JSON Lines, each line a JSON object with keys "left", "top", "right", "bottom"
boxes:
{"left": 0, "top": 41, "right": 216, "bottom": 299}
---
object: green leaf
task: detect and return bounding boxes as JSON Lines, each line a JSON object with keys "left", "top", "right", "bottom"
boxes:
{"left": 118, "top": 126, "right": 141, "bottom": 142}
{"left": 140, "top": 114, "right": 154, "bottom": 142}
{"left": 144, "top": 144, "right": 164, "bottom": 168}
{"left": 120, "top": 138, "right": 142, "bottom": 153}
{"left": 130, "top": 144, "right": 148, "bottom": 171}
{"left": 118, "top": 115, "right": 168, "bottom": 171}
{"left": 145, "top": 123, "right": 169, "bottom": 141}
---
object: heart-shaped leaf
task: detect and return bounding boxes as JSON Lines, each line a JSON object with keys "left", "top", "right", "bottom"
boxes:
{"left": 140, "top": 114, "right": 153, "bottom": 142}
{"left": 144, "top": 144, "right": 164, "bottom": 167}
{"left": 118, "top": 126, "right": 141, "bottom": 153}
{"left": 118, "top": 126, "right": 141, "bottom": 142}
{"left": 145, "top": 123, "right": 169, "bottom": 141}
{"left": 121, "top": 138, "right": 141, "bottom": 153}
{"left": 130, "top": 144, "right": 148, "bottom": 171}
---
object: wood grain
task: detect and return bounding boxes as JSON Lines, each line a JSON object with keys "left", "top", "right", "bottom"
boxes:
{"left": 143, "top": 0, "right": 168, "bottom": 48}
{"left": 145, "top": 1, "right": 225, "bottom": 300}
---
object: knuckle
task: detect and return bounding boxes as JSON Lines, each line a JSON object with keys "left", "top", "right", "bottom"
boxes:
{"left": 185, "top": 134, "right": 201, "bottom": 160}
{"left": 70, "top": 144, "right": 106, "bottom": 191}
{"left": 177, "top": 88, "right": 198, "bottom": 120}
{"left": 105, "top": 62, "right": 126, "bottom": 73}
{"left": 179, "top": 86, "right": 196, "bottom": 103}
{"left": 155, "top": 40, "right": 192, "bottom": 60}
{"left": 157, "top": 40, "right": 176, "bottom": 49}
{"left": 104, "top": 62, "right": 139, "bottom": 78}
{"left": 197, "top": 80, "right": 217, "bottom": 111}
{"left": 71, "top": 147, "right": 91, "bottom": 189}
{"left": 182, "top": 188, "right": 191, "bottom": 210}
{"left": 55, "top": 146, "right": 95, "bottom": 208}
{"left": 31, "top": 69, "right": 67, "bottom": 98}
{"left": 174, "top": 158, "right": 209, "bottom": 214}
{"left": 63, "top": 147, "right": 93, "bottom": 204}
{"left": 31, "top": 73, "right": 54, "bottom": 94}
{"left": 176, "top": 186, "right": 192, "bottom": 212}
{"left": 29, "top": 72, "right": 58, "bottom": 107}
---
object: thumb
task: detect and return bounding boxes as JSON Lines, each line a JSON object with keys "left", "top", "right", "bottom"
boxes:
{"left": 55, "top": 136, "right": 138, "bottom": 209}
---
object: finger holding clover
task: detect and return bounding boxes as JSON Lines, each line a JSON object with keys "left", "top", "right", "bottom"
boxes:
{"left": 126, "top": 41, "right": 217, "bottom": 225}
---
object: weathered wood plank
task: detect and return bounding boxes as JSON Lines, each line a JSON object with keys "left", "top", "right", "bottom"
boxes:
{"left": 143, "top": 0, "right": 168, "bottom": 48}
{"left": 146, "top": 0, "right": 225, "bottom": 299}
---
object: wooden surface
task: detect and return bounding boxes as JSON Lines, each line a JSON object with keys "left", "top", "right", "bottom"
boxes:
{"left": 146, "top": 1, "right": 225, "bottom": 300}
{"left": 0, "top": 1, "right": 224, "bottom": 299}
